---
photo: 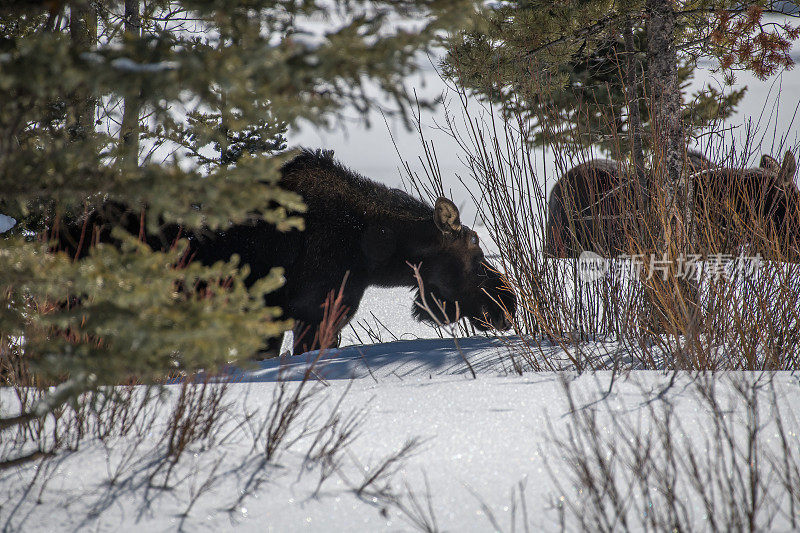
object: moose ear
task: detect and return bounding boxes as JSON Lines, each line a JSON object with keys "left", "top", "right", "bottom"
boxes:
{"left": 779, "top": 151, "right": 797, "bottom": 185}
{"left": 760, "top": 154, "right": 781, "bottom": 173}
{"left": 434, "top": 197, "right": 462, "bottom": 234}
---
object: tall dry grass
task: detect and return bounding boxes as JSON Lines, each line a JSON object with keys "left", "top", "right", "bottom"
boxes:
{"left": 403, "top": 81, "right": 800, "bottom": 371}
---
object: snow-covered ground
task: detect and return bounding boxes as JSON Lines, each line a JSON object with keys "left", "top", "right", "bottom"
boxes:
{"left": 0, "top": 214, "right": 15, "bottom": 234}
{"left": 3, "top": 338, "right": 800, "bottom": 531}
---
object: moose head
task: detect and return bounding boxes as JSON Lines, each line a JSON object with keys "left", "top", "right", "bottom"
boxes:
{"left": 411, "top": 198, "right": 516, "bottom": 331}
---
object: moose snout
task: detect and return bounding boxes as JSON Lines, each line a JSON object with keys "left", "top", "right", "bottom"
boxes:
{"left": 497, "top": 314, "right": 513, "bottom": 330}
{"left": 479, "top": 304, "right": 513, "bottom": 331}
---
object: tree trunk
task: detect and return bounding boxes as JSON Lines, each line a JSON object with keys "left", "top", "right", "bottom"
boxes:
{"left": 69, "top": 1, "right": 97, "bottom": 138}
{"left": 647, "top": 0, "right": 682, "bottom": 189}
{"left": 645, "top": 0, "right": 698, "bottom": 349}
{"left": 624, "top": 17, "right": 646, "bottom": 205}
{"left": 121, "top": 0, "right": 141, "bottom": 166}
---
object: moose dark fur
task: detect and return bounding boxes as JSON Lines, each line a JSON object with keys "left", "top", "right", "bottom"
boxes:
{"left": 57, "top": 149, "right": 516, "bottom": 355}
{"left": 545, "top": 151, "right": 800, "bottom": 260}
{"left": 693, "top": 151, "right": 799, "bottom": 257}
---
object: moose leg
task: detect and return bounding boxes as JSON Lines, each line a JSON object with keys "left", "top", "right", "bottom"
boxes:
{"left": 291, "top": 304, "right": 354, "bottom": 354}
{"left": 292, "top": 320, "right": 338, "bottom": 355}
{"left": 289, "top": 279, "right": 365, "bottom": 355}
{"left": 254, "top": 334, "right": 285, "bottom": 360}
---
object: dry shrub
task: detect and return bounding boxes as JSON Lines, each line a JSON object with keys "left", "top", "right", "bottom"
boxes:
{"left": 148, "top": 376, "right": 232, "bottom": 489}
{"left": 0, "top": 282, "right": 369, "bottom": 529}
{"left": 405, "top": 82, "right": 800, "bottom": 372}
{"left": 549, "top": 373, "right": 800, "bottom": 532}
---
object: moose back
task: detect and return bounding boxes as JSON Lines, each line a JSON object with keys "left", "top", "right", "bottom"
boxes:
{"left": 57, "top": 149, "right": 516, "bottom": 355}
{"left": 545, "top": 151, "right": 800, "bottom": 260}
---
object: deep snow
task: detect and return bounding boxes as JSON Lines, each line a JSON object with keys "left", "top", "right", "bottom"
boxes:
{"left": 3, "top": 337, "right": 800, "bottom": 532}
